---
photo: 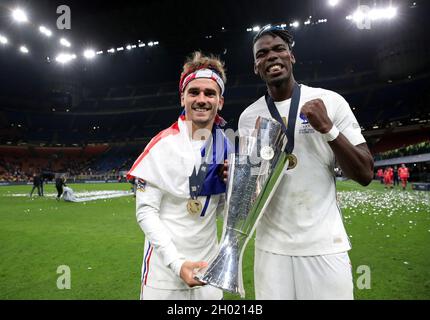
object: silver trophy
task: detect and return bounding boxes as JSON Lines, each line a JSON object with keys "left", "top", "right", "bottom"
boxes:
{"left": 195, "top": 116, "right": 289, "bottom": 297}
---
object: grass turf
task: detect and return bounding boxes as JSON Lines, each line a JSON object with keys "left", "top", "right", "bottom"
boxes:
{"left": 0, "top": 181, "right": 429, "bottom": 300}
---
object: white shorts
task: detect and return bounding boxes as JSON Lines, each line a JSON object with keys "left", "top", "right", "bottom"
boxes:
{"left": 254, "top": 248, "right": 354, "bottom": 300}
{"left": 141, "top": 285, "right": 223, "bottom": 300}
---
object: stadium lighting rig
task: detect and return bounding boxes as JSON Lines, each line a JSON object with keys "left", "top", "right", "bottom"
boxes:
{"left": 19, "top": 45, "right": 29, "bottom": 54}
{"left": 55, "top": 53, "right": 76, "bottom": 64}
{"left": 328, "top": 0, "right": 340, "bottom": 7}
{"left": 247, "top": 18, "right": 322, "bottom": 31}
{"left": 0, "top": 35, "right": 8, "bottom": 45}
{"left": 39, "top": 26, "right": 53, "bottom": 37}
{"left": 0, "top": 3, "right": 404, "bottom": 65}
{"left": 60, "top": 38, "right": 71, "bottom": 47}
{"left": 369, "top": 7, "right": 398, "bottom": 20}
{"left": 290, "top": 21, "right": 300, "bottom": 28}
{"left": 83, "top": 49, "right": 96, "bottom": 59}
{"left": 346, "top": 6, "right": 398, "bottom": 22}
{"left": 245, "top": 2, "right": 399, "bottom": 32}
{"left": 12, "top": 8, "right": 28, "bottom": 23}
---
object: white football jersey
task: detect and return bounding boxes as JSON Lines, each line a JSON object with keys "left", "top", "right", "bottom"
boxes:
{"left": 239, "top": 84, "right": 366, "bottom": 256}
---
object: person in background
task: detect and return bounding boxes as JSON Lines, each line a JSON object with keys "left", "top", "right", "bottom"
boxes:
{"left": 376, "top": 168, "right": 384, "bottom": 184}
{"left": 383, "top": 167, "right": 393, "bottom": 189}
{"left": 398, "top": 163, "right": 410, "bottom": 191}
{"left": 55, "top": 175, "right": 67, "bottom": 201}
{"left": 29, "top": 173, "right": 42, "bottom": 197}
{"left": 393, "top": 166, "right": 399, "bottom": 187}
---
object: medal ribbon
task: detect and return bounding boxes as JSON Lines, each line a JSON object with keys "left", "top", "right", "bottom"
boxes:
{"left": 188, "top": 135, "right": 214, "bottom": 200}
{"left": 264, "top": 82, "right": 301, "bottom": 154}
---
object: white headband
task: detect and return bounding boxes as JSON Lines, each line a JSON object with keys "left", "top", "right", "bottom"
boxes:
{"left": 180, "top": 68, "right": 225, "bottom": 96}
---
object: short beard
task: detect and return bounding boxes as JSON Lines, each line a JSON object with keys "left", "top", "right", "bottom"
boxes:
{"left": 264, "top": 71, "right": 291, "bottom": 87}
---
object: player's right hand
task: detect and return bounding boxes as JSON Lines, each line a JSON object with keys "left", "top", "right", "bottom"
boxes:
{"left": 179, "top": 261, "right": 208, "bottom": 287}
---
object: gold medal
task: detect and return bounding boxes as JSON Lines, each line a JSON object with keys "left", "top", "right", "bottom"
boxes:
{"left": 287, "top": 154, "right": 298, "bottom": 169}
{"left": 187, "top": 199, "right": 203, "bottom": 215}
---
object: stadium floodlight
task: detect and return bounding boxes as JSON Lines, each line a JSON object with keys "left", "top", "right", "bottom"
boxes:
{"left": 96, "top": 50, "right": 103, "bottom": 55}
{"left": 126, "top": 45, "right": 132, "bottom": 50}
{"left": 369, "top": 7, "right": 398, "bottom": 20}
{"left": 154, "top": 41, "right": 159, "bottom": 45}
{"left": 117, "top": 47, "right": 124, "bottom": 51}
{"left": 252, "top": 26, "right": 260, "bottom": 32}
{"left": 290, "top": 21, "right": 300, "bottom": 28}
{"left": 349, "top": 6, "right": 397, "bottom": 23}
{"left": 60, "top": 38, "right": 71, "bottom": 47}
{"left": 246, "top": 28, "right": 252, "bottom": 32}
{"left": 138, "top": 43, "right": 145, "bottom": 48}
{"left": 351, "top": 8, "right": 366, "bottom": 23}
{"left": 107, "top": 48, "right": 115, "bottom": 53}
{"left": 148, "top": 42, "right": 154, "bottom": 47}
{"left": 39, "top": 26, "right": 52, "bottom": 37}
{"left": 386, "top": 7, "right": 398, "bottom": 19}
{"left": 0, "top": 35, "right": 8, "bottom": 45}
{"left": 12, "top": 8, "right": 28, "bottom": 23}
{"left": 328, "top": 0, "right": 340, "bottom": 7}
{"left": 131, "top": 45, "right": 136, "bottom": 49}
{"left": 83, "top": 49, "right": 96, "bottom": 59}
{"left": 19, "top": 45, "right": 29, "bottom": 54}
{"left": 55, "top": 53, "right": 76, "bottom": 64}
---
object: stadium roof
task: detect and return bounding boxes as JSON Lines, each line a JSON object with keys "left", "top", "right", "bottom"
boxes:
{"left": 1, "top": 0, "right": 429, "bottom": 87}
{"left": 375, "top": 153, "right": 430, "bottom": 167}
{"left": 1, "top": 0, "right": 429, "bottom": 146}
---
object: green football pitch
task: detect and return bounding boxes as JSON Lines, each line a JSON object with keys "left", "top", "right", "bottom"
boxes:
{"left": 0, "top": 180, "right": 429, "bottom": 300}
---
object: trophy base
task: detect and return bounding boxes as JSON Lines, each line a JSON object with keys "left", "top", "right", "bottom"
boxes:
{"left": 194, "top": 232, "right": 244, "bottom": 297}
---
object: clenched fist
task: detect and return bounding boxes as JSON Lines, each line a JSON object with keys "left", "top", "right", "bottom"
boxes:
{"left": 300, "top": 99, "right": 333, "bottom": 134}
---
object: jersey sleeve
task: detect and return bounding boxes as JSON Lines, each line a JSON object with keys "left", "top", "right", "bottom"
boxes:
{"left": 329, "top": 93, "right": 366, "bottom": 146}
{"left": 136, "top": 181, "right": 185, "bottom": 276}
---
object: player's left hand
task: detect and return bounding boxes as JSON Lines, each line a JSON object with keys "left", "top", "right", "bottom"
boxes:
{"left": 300, "top": 99, "right": 333, "bottom": 134}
